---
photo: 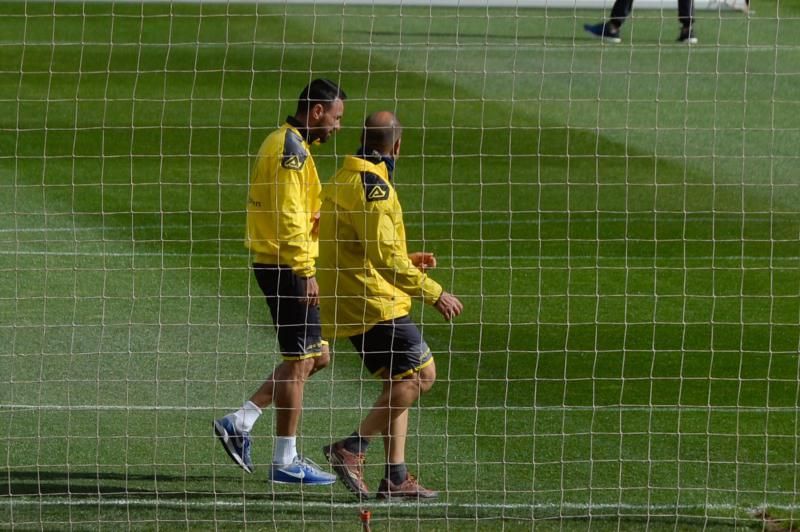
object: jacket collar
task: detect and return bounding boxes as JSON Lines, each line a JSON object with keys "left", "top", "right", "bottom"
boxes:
{"left": 353, "top": 147, "right": 394, "bottom": 180}
{"left": 343, "top": 154, "right": 390, "bottom": 182}
{"left": 285, "top": 115, "right": 311, "bottom": 144}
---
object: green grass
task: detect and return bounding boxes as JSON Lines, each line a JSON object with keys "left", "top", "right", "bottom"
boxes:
{"left": 2, "top": 1, "right": 800, "bottom": 529}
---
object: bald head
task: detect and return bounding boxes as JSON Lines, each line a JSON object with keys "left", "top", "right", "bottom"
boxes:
{"left": 361, "top": 111, "right": 403, "bottom": 156}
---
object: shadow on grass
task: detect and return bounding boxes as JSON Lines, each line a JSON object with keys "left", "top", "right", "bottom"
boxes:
{"left": 1, "top": 469, "right": 216, "bottom": 496}
{"left": 1, "top": 472, "right": 758, "bottom": 530}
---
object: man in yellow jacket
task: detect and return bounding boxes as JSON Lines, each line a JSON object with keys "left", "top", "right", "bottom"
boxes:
{"left": 319, "top": 111, "right": 463, "bottom": 499}
{"left": 214, "top": 79, "right": 345, "bottom": 485}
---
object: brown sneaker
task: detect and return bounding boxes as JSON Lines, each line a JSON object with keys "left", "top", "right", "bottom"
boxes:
{"left": 322, "top": 441, "right": 369, "bottom": 499}
{"left": 376, "top": 473, "right": 438, "bottom": 500}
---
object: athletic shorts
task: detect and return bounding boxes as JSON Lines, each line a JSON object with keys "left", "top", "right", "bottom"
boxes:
{"left": 252, "top": 263, "right": 326, "bottom": 360}
{"left": 348, "top": 316, "right": 432, "bottom": 380}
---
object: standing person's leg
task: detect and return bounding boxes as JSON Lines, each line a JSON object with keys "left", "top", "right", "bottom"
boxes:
{"left": 246, "top": 343, "right": 329, "bottom": 409}
{"left": 384, "top": 409, "right": 408, "bottom": 466}
{"left": 213, "top": 263, "right": 286, "bottom": 473}
{"left": 265, "top": 270, "right": 333, "bottom": 483}
{"left": 678, "top": 0, "right": 694, "bottom": 28}
{"left": 376, "top": 363, "right": 438, "bottom": 499}
{"left": 272, "top": 348, "right": 329, "bottom": 433}
{"left": 215, "top": 264, "right": 333, "bottom": 484}
{"left": 270, "top": 342, "right": 330, "bottom": 469}
{"left": 357, "top": 376, "right": 425, "bottom": 438}
{"left": 608, "top": 0, "right": 636, "bottom": 29}
{"left": 214, "top": 348, "right": 329, "bottom": 473}
{"left": 267, "top": 350, "right": 333, "bottom": 483}
{"left": 383, "top": 359, "right": 436, "bottom": 466}
{"left": 323, "top": 373, "right": 422, "bottom": 499}
{"left": 677, "top": 0, "right": 698, "bottom": 42}
{"left": 585, "top": 0, "right": 632, "bottom": 43}
{"left": 324, "top": 317, "right": 438, "bottom": 499}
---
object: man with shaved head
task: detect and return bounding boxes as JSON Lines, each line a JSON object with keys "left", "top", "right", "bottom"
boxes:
{"left": 318, "top": 111, "right": 463, "bottom": 500}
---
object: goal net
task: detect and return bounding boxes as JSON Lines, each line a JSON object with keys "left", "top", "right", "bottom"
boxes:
{"left": 2, "top": 0, "right": 796, "bottom": 529}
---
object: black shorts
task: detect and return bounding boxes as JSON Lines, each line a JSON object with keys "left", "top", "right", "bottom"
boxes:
{"left": 252, "top": 263, "right": 326, "bottom": 360}
{"left": 348, "top": 316, "right": 432, "bottom": 380}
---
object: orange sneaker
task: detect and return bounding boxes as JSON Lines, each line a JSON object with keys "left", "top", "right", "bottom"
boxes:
{"left": 322, "top": 441, "right": 369, "bottom": 499}
{"left": 376, "top": 473, "right": 438, "bottom": 500}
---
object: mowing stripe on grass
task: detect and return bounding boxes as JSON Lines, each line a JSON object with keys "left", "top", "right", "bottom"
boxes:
{"left": 0, "top": 213, "right": 788, "bottom": 234}
{"left": 2, "top": 249, "right": 796, "bottom": 264}
{"left": 0, "top": 41, "right": 774, "bottom": 52}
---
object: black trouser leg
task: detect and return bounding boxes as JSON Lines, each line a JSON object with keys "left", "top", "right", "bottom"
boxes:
{"left": 609, "top": 0, "right": 635, "bottom": 28}
{"left": 678, "top": 0, "right": 694, "bottom": 28}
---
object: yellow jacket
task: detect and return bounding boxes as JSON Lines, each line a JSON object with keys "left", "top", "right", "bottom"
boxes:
{"left": 318, "top": 155, "right": 443, "bottom": 338}
{"left": 245, "top": 120, "right": 320, "bottom": 277}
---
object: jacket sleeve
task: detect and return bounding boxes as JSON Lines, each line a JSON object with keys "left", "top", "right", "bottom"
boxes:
{"left": 355, "top": 203, "right": 443, "bottom": 305}
{"left": 275, "top": 166, "right": 315, "bottom": 277}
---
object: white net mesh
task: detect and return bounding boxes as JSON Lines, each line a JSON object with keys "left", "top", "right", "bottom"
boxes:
{"left": 2, "top": 0, "right": 796, "bottom": 529}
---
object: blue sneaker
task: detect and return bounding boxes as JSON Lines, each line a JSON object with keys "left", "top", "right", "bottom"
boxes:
{"left": 269, "top": 455, "right": 337, "bottom": 485}
{"left": 584, "top": 22, "right": 622, "bottom": 44}
{"left": 213, "top": 416, "right": 253, "bottom": 473}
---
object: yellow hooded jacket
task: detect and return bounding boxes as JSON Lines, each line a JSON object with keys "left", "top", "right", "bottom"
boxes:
{"left": 317, "top": 155, "right": 443, "bottom": 339}
{"left": 245, "top": 119, "right": 320, "bottom": 277}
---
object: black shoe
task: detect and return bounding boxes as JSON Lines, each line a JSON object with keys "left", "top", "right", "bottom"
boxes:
{"left": 584, "top": 22, "right": 621, "bottom": 44}
{"left": 677, "top": 26, "right": 698, "bottom": 44}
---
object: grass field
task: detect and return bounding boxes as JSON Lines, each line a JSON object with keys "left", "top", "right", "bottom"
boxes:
{"left": 2, "top": 0, "right": 800, "bottom": 529}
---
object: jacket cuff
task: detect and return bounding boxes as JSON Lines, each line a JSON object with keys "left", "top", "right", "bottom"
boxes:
{"left": 291, "top": 264, "right": 315, "bottom": 278}
{"left": 423, "top": 280, "right": 444, "bottom": 306}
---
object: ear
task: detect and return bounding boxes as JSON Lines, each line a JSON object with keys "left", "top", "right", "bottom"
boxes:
{"left": 311, "top": 103, "right": 325, "bottom": 121}
{"left": 393, "top": 138, "right": 402, "bottom": 157}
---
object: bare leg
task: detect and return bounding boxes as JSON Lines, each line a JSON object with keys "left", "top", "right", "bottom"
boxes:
{"left": 273, "top": 344, "right": 330, "bottom": 436}
{"left": 358, "top": 362, "right": 436, "bottom": 440}
{"left": 358, "top": 377, "right": 420, "bottom": 439}
{"left": 248, "top": 372, "right": 276, "bottom": 409}
{"left": 384, "top": 409, "right": 408, "bottom": 465}
{"left": 249, "top": 344, "right": 329, "bottom": 410}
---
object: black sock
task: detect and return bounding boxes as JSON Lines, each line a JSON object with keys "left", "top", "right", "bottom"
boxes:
{"left": 386, "top": 463, "right": 407, "bottom": 485}
{"left": 342, "top": 432, "right": 369, "bottom": 454}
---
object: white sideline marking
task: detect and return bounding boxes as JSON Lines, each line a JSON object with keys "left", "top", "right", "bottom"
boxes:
{"left": 1, "top": 404, "right": 796, "bottom": 414}
{"left": 0, "top": 496, "right": 792, "bottom": 515}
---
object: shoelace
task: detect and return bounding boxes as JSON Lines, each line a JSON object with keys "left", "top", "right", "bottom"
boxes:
{"left": 295, "top": 455, "right": 327, "bottom": 471}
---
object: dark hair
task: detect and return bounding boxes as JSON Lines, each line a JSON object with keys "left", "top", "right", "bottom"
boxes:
{"left": 296, "top": 78, "right": 347, "bottom": 115}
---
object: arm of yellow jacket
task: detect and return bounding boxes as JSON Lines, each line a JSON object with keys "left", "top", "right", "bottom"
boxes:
{"left": 275, "top": 167, "right": 315, "bottom": 277}
{"left": 356, "top": 206, "right": 443, "bottom": 305}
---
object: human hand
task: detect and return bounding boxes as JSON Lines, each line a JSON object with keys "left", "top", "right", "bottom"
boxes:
{"left": 433, "top": 291, "right": 463, "bottom": 321}
{"left": 302, "top": 276, "right": 320, "bottom": 307}
{"left": 311, "top": 212, "right": 320, "bottom": 237}
{"left": 409, "top": 252, "right": 437, "bottom": 271}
